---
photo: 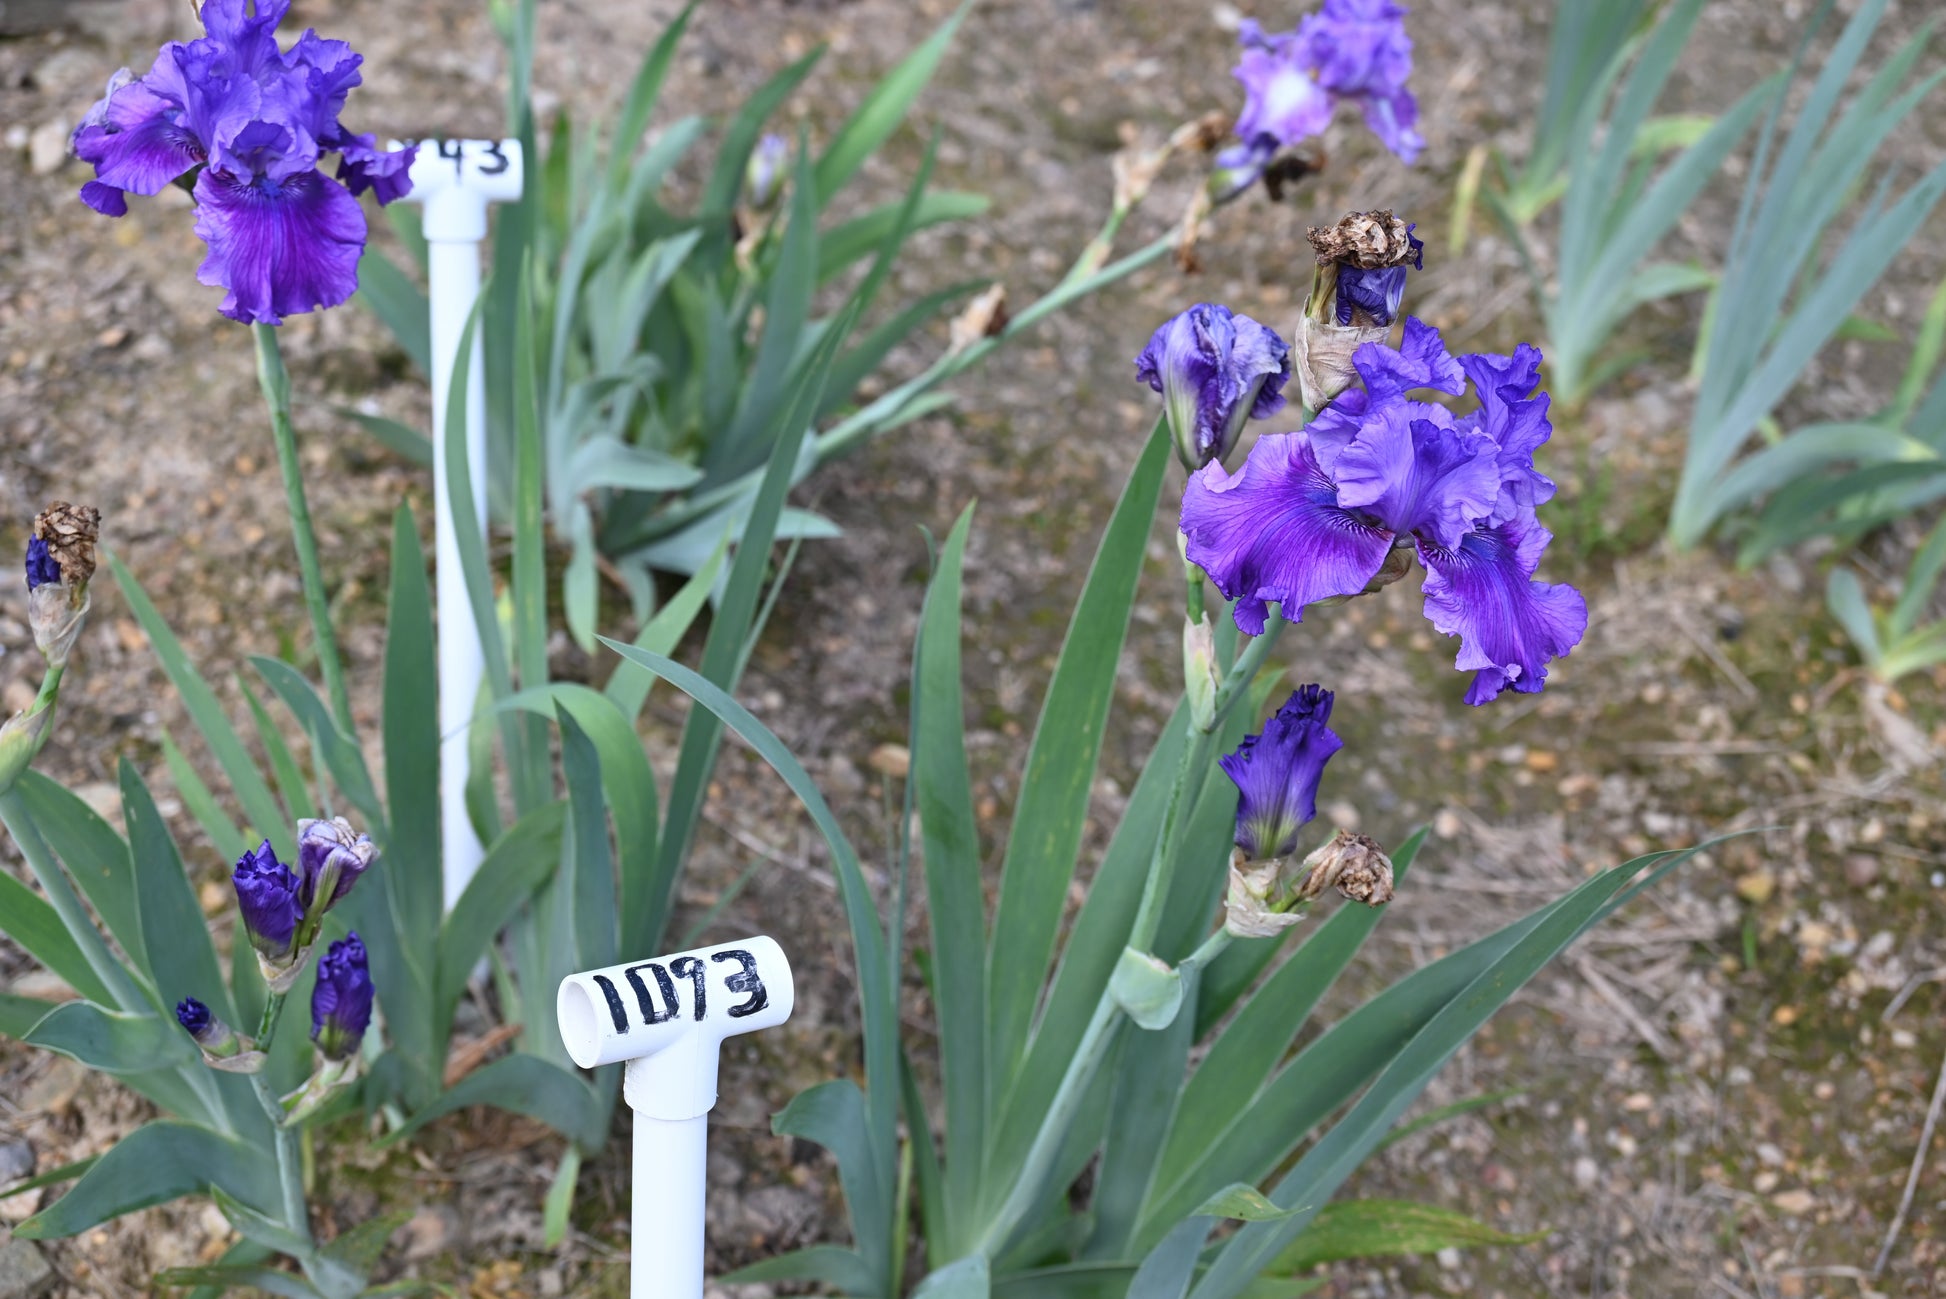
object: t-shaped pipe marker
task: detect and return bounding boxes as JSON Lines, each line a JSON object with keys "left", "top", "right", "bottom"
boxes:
{"left": 392, "top": 137, "right": 524, "bottom": 914}
{"left": 559, "top": 937, "right": 795, "bottom": 1299}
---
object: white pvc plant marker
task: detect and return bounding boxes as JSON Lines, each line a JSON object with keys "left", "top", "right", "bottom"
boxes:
{"left": 395, "top": 137, "right": 524, "bottom": 912}
{"left": 558, "top": 937, "right": 795, "bottom": 1299}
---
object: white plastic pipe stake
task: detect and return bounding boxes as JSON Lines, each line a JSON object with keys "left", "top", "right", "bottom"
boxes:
{"left": 559, "top": 937, "right": 795, "bottom": 1299}
{"left": 395, "top": 138, "right": 524, "bottom": 912}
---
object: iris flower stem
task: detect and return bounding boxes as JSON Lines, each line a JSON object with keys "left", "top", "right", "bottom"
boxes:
{"left": 974, "top": 991, "right": 1122, "bottom": 1259}
{"left": 981, "top": 613, "right": 1286, "bottom": 1258}
{"left": 253, "top": 324, "right": 354, "bottom": 735}
{"left": 248, "top": 1068, "right": 312, "bottom": 1244}
{"left": 256, "top": 986, "right": 288, "bottom": 1048}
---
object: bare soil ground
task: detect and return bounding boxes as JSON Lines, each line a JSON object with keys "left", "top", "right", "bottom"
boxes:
{"left": 3, "top": 0, "right": 1946, "bottom": 1295}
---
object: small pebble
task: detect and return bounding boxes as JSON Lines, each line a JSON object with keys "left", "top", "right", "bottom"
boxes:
{"left": 27, "top": 118, "right": 70, "bottom": 175}
{"left": 0, "top": 1136, "right": 34, "bottom": 1184}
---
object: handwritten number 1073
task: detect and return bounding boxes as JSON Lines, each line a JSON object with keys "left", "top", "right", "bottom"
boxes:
{"left": 591, "top": 949, "right": 769, "bottom": 1034}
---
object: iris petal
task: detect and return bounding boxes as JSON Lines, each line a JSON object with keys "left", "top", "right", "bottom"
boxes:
{"left": 1220, "top": 685, "right": 1345, "bottom": 859}
{"left": 1417, "top": 516, "right": 1587, "bottom": 705}
{"left": 193, "top": 165, "right": 367, "bottom": 325}
{"left": 1182, "top": 432, "right": 1393, "bottom": 634}
{"left": 1334, "top": 406, "right": 1500, "bottom": 547}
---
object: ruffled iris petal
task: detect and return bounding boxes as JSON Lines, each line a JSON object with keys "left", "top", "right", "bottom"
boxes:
{"left": 193, "top": 165, "right": 367, "bottom": 325}
{"left": 71, "top": 77, "right": 203, "bottom": 198}
{"left": 1333, "top": 406, "right": 1500, "bottom": 548}
{"left": 1182, "top": 432, "right": 1393, "bottom": 634}
{"left": 1233, "top": 23, "right": 1336, "bottom": 146}
{"left": 1417, "top": 516, "right": 1588, "bottom": 705}
{"left": 1352, "top": 315, "right": 1465, "bottom": 402}
{"left": 1459, "top": 343, "right": 1557, "bottom": 519}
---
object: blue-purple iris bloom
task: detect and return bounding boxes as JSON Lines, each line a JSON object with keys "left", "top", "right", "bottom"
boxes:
{"left": 71, "top": 0, "right": 416, "bottom": 325}
{"left": 1231, "top": 0, "right": 1423, "bottom": 170}
{"left": 24, "top": 538, "right": 59, "bottom": 592}
{"left": 1137, "top": 304, "right": 1293, "bottom": 469}
{"left": 233, "top": 839, "right": 301, "bottom": 961}
{"left": 1181, "top": 318, "right": 1587, "bottom": 705}
{"left": 1221, "top": 685, "right": 1345, "bottom": 859}
{"left": 295, "top": 816, "right": 375, "bottom": 912}
{"left": 1336, "top": 224, "right": 1422, "bottom": 327}
{"left": 311, "top": 931, "right": 374, "bottom": 1060}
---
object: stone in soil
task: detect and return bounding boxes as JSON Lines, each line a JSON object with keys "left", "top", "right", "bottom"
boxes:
{"left": 0, "top": 1232, "right": 53, "bottom": 1299}
{"left": 0, "top": 1139, "right": 30, "bottom": 1186}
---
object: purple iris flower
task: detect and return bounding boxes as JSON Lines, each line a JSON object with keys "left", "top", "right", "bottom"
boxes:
{"left": 1336, "top": 223, "right": 1422, "bottom": 327}
{"left": 233, "top": 839, "right": 301, "bottom": 961}
{"left": 70, "top": 0, "right": 416, "bottom": 326}
{"left": 311, "top": 931, "right": 374, "bottom": 1060}
{"left": 295, "top": 816, "right": 376, "bottom": 912}
{"left": 1220, "top": 685, "right": 1345, "bottom": 860}
{"left": 24, "top": 538, "right": 59, "bottom": 592}
{"left": 1181, "top": 318, "right": 1586, "bottom": 705}
{"left": 1137, "top": 304, "right": 1293, "bottom": 470}
{"left": 1231, "top": 1, "right": 1424, "bottom": 166}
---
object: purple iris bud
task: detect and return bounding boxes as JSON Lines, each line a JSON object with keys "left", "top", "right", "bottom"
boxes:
{"left": 295, "top": 816, "right": 376, "bottom": 913}
{"left": 176, "top": 996, "right": 238, "bottom": 1055}
{"left": 233, "top": 839, "right": 301, "bottom": 962}
{"left": 1181, "top": 317, "right": 1586, "bottom": 704}
{"left": 1334, "top": 223, "right": 1422, "bottom": 327}
{"left": 1229, "top": 1, "right": 1423, "bottom": 166}
{"left": 311, "top": 932, "right": 374, "bottom": 1060}
{"left": 70, "top": 0, "right": 416, "bottom": 325}
{"left": 1136, "top": 304, "right": 1293, "bottom": 470}
{"left": 745, "top": 133, "right": 789, "bottom": 210}
{"left": 24, "top": 538, "right": 60, "bottom": 592}
{"left": 1220, "top": 685, "right": 1345, "bottom": 860}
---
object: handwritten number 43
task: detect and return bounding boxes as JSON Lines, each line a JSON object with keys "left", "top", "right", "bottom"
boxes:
{"left": 400, "top": 137, "right": 511, "bottom": 178}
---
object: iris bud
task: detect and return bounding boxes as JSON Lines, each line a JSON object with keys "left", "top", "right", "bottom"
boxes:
{"left": 1293, "top": 210, "right": 1423, "bottom": 411}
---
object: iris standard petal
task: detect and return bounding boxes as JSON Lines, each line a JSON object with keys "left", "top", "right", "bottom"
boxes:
{"left": 1417, "top": 516, "right": 1587, "bottom": 705}
{"left": 1352, "top": 315, "right": 1465, "bottom": 402}
{"left": 1333, "top": 406, "right": 1500, "bottom": 548}
{"left": 193, "top": 165, "right": 367, "bottom": 325}
{"left": 1459, "top": 343, "right": 1557, "bottom": 519}
{"left": 1234, "top": 23, "right": 1336, "bottom": 147}
{"left": 1182, "top": 432, "right": 1393, "bottom": 634}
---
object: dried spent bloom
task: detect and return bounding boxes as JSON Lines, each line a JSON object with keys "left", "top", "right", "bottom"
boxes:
{"left": 745, "top": 133, "right": 789, "bottom": 210}
{"left": 295, "top": 815, "right": 375, "bottom": 914}
{"left": 949, "top": 283, "right": 1010, "bottom": 355}
{"left": 1220, "top": 685, "right": 1345, "bottom": 861}
{"left": 175, "top": 996, "right": 240, "bottom": 1056}
{"left": 1181, "top": 318, "right": 1586, "bottom": 704}
{"left": 1295, "top": 828, "right": 1394, "bottom": 905}
{"left": 71, "top": 0, "right": 417, "bottom": 325}
{"left": 311, "top": 932, "right": 374, "bottom": 1060}
{"left": 1293, "top": 210, "right": 1423, "bottom": 410}
{"left": 33, "top": 502, "right": 100, "bottom": 592}
{"left": 233, "top": 839, "right": 301, "bottom": 964}
{"left": 26, "top": 502, "right": 100, "bottom": 670}
{"left": 1137, "top": 304, "right": 1293, "bottom": 470}
{"left": 1229, "top": 0, "right": 1422, "bottom": 169}
{"left": 1309, "top": 210, "right": 1423, "bottom": 327}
